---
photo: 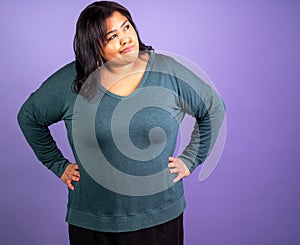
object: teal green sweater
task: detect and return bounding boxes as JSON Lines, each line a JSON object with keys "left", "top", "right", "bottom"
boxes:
{"left": 18, "top": 52, "right": 225, "bottom": 232}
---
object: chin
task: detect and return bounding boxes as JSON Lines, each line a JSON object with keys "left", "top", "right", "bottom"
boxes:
{"left": 109, "top": 51, "right": 140, "bottom": 67}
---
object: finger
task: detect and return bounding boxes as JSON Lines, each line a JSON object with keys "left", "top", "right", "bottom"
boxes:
{"left": 71, "top": 175, "right": 80, "bottom": 182}
{"left": 169, "top": 156, "right": 175, "bottom": 162}
{"left": 68, "top": 184, "right": 75, "bottom": 191}
{"left": 72, "top": 169, "right": 80, "bottom": 177}
{"left": 183, "top": 169, "right": 191, "bottom": 177}
{"left": 66, "top": 180, "right": 74, "bottom": 191}
{"left": 173, "top": 174, "right": 182, "bottom": 183}
{"left": 169, "top": 168, "right": 178, "bottom": 174}
{"left": 168, "top": 162, "right": 177, "bottom": 168}
{"left": 72, "top": 166, "right": 80, "bottom": 177}
{"left": 75, "top": 171, "right": 80, "bottom": 178}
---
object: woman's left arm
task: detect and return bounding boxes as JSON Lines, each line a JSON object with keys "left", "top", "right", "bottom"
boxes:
{"left": 168, "top": 60, "right": 226, "bottom": 182}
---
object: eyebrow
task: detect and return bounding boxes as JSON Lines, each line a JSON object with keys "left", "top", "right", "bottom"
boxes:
{"left": 106, "top": 20, "right": 128, "bottom": 36}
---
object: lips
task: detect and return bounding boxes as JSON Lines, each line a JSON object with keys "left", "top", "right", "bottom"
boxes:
{"left": 120, "top": 45, "right": 135, "bottom": 54}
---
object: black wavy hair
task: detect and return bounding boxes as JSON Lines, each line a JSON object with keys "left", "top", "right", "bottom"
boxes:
{"left": 73, "top": 1, "right": 153, "bottom": 98}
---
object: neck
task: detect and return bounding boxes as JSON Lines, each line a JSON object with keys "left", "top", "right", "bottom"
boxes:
{"left": 106, "top": 60, "right": 137, "bottom": 76}
{"left": 99, "top": 53, "right": 149, "bottom": 87}
{"left": 101, "top": 57, "right": 142, "bottom": 84}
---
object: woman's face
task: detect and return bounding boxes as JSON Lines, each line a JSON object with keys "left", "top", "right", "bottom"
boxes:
{"left": 100, "top": 11, "right": 139, "bottom": 63}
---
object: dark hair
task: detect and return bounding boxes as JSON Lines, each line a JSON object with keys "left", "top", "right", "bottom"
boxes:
{"left": 73, "top": 1, "right": 153, "bottom": 97}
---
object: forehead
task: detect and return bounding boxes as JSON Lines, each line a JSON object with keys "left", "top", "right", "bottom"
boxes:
{"left": 105, "top": 11, "right": 128, "bottom": 30}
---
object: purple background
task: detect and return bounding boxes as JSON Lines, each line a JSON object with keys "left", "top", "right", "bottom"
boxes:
{"left": 1, "top": 0, "right": 300, "bottom": 244}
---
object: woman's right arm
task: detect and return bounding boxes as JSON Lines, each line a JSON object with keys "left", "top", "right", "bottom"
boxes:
{"left": 17, "top": 62, "right": 80, "bottom": 188}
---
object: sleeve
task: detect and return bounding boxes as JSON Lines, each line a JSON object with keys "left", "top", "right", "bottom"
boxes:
{"left": 173, "top": 60, "right": 226, "bottom": 173}
{"left": 17, "top": 63, "right": 75, "bottom": 178}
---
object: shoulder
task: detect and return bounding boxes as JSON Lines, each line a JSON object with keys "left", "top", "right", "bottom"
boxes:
{"left": 37, "top": 61, "right": 76, "bottom": 93}
{"left": 147, "top": 52, "right": 181, "bottom": 80}
{"left": 152, "top": 52, "right": 178, "bottom": 67}
{"left": 151, "top": 52, "right": 192, "bottom": 75}
{"left": 26, "top": 61, "right": 77, "bottom": 107}
{"left": 151, "top": 52, "right": 199, "bottom": 82}
{"left": 45, "top": 61, "right": 76, "bottom": 84}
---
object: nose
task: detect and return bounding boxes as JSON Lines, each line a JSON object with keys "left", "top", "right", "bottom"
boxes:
{"left": 119, "top": 33, "right": 129, "bottom": 45}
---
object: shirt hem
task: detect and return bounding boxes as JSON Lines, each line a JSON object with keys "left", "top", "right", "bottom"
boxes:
{"left": 66, "top": 195, "right": 186, "bottom": 232}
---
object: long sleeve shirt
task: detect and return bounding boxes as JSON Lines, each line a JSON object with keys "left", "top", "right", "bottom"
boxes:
{"left": 17, "top": 52, "right": 225, "bottom": 232}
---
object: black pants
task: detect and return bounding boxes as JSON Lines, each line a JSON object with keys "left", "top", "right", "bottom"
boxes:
{"left": 69, "top": 213, "right": 184, "bottom": 245}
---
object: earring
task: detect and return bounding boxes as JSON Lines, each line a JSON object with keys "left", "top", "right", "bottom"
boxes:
{"left": 97, "top": 57, "right": 103, "bottom": 69}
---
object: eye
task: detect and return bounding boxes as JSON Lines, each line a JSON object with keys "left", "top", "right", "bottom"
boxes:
{"left": 107, "top": 34, "right": 117, "bottom": 41}
{"left": 124, "top": 24, "right": 130, "bottom": 31}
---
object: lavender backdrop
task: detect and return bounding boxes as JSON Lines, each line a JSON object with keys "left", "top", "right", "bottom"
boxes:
{"left": 1, "top": 0, "right": 299, "bottom": 244}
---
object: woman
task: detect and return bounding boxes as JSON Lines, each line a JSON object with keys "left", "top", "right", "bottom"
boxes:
{"left": 18, "top": 1, "right": 225, "bottom": 244}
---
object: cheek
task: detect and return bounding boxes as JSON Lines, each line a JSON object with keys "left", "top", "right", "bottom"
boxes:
{"left": 130, "top": 31, "right": 139, "bottom": 47}
{"left": 132, "top": 31, "right": 138, "bottom": 41}
{"left": 102, "top": 44, "right": 120, "bottom": 59}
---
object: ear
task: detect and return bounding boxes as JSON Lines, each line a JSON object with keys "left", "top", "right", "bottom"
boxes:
{"left": 98, "top": 46, "right": 106, "bottom": 65}
{"left": 98, "top": 39, "right": 106, "bottom": 57}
